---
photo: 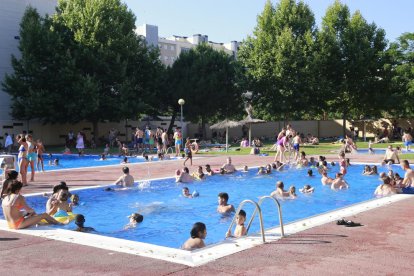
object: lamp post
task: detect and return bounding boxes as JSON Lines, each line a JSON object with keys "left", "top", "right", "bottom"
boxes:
{"left": 178, "top": 99, "right": 185, "bottom": 140}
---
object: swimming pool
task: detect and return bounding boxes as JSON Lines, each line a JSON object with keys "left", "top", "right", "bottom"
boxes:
{"left": 6, "top": 153, "right": 176, "bottom": 172}
{"left": 0, "top": 163, "right": 407, "bottom": 249}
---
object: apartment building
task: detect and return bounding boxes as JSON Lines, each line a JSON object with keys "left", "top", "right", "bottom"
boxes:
{"left": 136, "top": 24, "right": 239, "bottom": 67}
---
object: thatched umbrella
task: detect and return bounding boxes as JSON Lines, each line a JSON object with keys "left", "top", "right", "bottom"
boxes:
{"left": 239, "top": 115, "right": 266, "bottom": 147}
{"left": 210, "top": 119, "right": 242, "bottom": 152}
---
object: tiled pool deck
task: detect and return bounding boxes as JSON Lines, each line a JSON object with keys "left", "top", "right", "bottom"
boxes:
{"left": 1, "top": 153, "right": 413, "bottom": 275}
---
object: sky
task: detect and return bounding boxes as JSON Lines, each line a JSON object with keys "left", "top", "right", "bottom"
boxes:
{"left": 123, "top": 0, "right": 413, "bottom": 44}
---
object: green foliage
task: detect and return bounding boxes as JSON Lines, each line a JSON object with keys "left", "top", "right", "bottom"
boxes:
{"left": 238, "top": 0, "right": 318, "bottom": 121}
{"left": 3, "top": 1, "right": 163, "bottom": 135}
{"left": 168, "top": 44, "right": 243, "bottom": 134}
{"left": 317, "top": 0, "right": 389, "bottom": 121}
{"left": 386, "top": 33, "right": 414, "bottom": 116}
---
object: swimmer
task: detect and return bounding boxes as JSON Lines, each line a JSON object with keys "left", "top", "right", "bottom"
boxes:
{"left": 221, "top": 157, "right": 236, "bottom": 173}
{"left": 226, "top": 209, "right": 247, "bottom": 238}
{"left": 242, "top": 165, "right": 249, "bottom": 172}
{"left": 289, "top": 186, "right": 297, "bottom": 198}
{"left": 300, "top": 184, "right": 315, "bottom": 193}
{"left": 74, "top": 214, "right": 96, "bottom": 232}
{"left": 121, "top": 157, "right": 129, "bottom": 164}
{"left": 182, "top": 222, "right": 207, "bottom": 250}
{"left": 219, "top": 168, "right": 226, "bottom": 175}
{"left": 100, "top": 154, "right": 107, "bottom": 160}
{"left": 374, "top": 177, "right": 398, "bottom": 196}
{"left": 257, "top": 166, "right": 266, "bottom": 175}
{"left": 125, "top": 212, "right": 144, "bottom": 229}
{"left": 330, "top": 161, "right": 336, "bottom": 167}
{"left": 265, "top": 164, "right": 272, "bottom": 174}
{"left": 363, "top": 165, "right": 372, "bottom": 175}
{"left": 270, "top": 181, "right": 290, "bottom": 198}
{"left": 114, "top": 167, "right": 134, "bottom": 187}
{"left": 53, "top": 158, "right": 59, "bottom": 166}
{"left": 321, "top": 171, "right": 334, "bottom": 185}
{"left": 176, "top": 167, "right": 194, "bottom": 183}
{"left": 192, "top": 166, "right": 205, "bottom": 180}
{"left": 217, "top": 192, "right": 235, "bottom": 214}
{"left": 205, "top": 164, "right": 214, "bottom": 176}
{"left": 331, "top": 173, "right": 349, "bottom": 190}
{"left": 307, "top": 169, "right": 314, "bottom": 177}
{"left": 182, "top": 187, "right": 193, "bottom": 198}
{"left": 70, "top": 194, "right": 79, "bottom": 207}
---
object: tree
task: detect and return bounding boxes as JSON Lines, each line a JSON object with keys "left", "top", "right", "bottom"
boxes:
{"left": 168, "top": 43, "right": 243, "bottom": 138}
{"left": 237, "top": 0, "right": 319, "bottom": 121}
{"left": 386, "top": 33, "right": 414, "bottom": 117}
{"left": 3, "top": 0, "right": 163, "bottom": 143}
{"left": 318, "top": 0, "right": 389, "bottom": 134}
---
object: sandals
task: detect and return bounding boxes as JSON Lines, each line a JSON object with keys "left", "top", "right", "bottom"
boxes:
{"left": 336, "top": 219, "right": 362, "bottom": 227}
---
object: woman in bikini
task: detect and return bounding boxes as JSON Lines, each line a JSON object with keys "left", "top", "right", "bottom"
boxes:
{"left": 1, "top": 180, "right": 61, "bottom": 229}
{"left": 16, "top": 135, "right": 28, "bottom": 186}
{"left": 26, "top": 134, "right": 37, "bottom": 182}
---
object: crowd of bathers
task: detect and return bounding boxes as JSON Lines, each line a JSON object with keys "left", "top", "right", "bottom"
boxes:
{"left": 3, "top": 131, "right": 414, "bottom": 252}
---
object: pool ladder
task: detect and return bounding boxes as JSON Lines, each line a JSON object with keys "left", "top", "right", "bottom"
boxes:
{"left": 226, "top": 196, "right": 284, "bottom": 243}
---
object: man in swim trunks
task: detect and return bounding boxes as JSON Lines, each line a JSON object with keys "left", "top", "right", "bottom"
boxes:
{"left": 402, "top": 131, "right": 413, "bottom": 151}
{"left": 115, "top": 166, "right": 135, "bottom": 187}
{"left": 383, "top": 145, "right": 400, "bottom": 164}
{"left": 161, "top": 129, "right": 168, "bottom": 152}
{"left": 36, "top": 139, "right": 45, "bottom": 172}
{"left": 135, "top": 128, "right": 144, "bottom": 153}
{"left": 401, "top": 160, "right": 414, "bottom": 188}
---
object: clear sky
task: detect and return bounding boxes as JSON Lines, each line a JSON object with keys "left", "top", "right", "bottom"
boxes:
{"left": 123, "top": 0, "right": 413, "bottom": 44}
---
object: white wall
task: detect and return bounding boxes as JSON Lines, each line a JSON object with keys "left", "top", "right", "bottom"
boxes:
{"left": 0, "top": 0, "right": 57, "bottom": 120}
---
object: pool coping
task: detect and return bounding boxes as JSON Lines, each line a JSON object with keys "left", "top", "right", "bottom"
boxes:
{"left": 1, "top": 191, "right": 411, "bottom": 267}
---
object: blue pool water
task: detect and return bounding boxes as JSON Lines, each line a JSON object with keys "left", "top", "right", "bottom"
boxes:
{"left": 1, "top": 163, "right": 407, "bottom": 249}
{"left": 8, "top": 153, "right": 173, "bottom": 171}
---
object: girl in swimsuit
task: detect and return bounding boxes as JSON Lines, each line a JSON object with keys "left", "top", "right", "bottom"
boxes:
{"left": 26, "top": 134, "right": 37, "bottom": 182}
{"left": 274, "top": 134, "right": 289, "bottom": 163}
{"left": 16, "top": 135, "right": 28, "bottom": 186}
{"left": 36, "top": 139, "right": 45, "bottom": 172}
{"left": 1, "top": 180, "right": 61, "bottom": 229}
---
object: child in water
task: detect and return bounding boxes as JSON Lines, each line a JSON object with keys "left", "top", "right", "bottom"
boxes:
{"left": 226, "top": 209, "right": 247, "bottom": 238}
{"left": 74, "top": 214, "right": 95, "bottom": 232}
{"left": 125, "top": 213, "right": 144, "bottom": 229}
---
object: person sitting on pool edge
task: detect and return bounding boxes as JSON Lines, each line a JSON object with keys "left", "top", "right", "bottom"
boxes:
{"left": 2, "top": 180, "right": 63, "bottom": 229}
{"left": 74, "top": 214, "right": 96, "bottom": 232}
{"left": 221, "top": 157, "right": 236, "bottom": 174}
{"left": 182, "top": 222, "right": 207, "bottom": 250}
{"left": 114, "top": 166, "right": 134, "bottom": 187}
{"left": 226, "top": 209, "right": 247, "bottom": 238}
{"left": 217, "top": 192, "right": 235, "bottom": 214}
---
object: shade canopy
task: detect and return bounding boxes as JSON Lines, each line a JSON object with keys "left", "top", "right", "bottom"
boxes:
{"left": 239, "top": 116, "right": 266, "bottom": 147}
{"left": 210, "top": 119, "right": 242, "bottom": 130}
{"left": 210, "top": 119, "right": 242, "bottom": 152}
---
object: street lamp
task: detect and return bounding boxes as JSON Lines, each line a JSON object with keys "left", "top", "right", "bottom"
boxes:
{"left": 178, "top": 99, "right": 185, "bottom": 139}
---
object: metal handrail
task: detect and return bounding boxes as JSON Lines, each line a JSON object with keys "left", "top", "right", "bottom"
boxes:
{"left": 226, "top": 199, "right": 266, "bottom": 243}
{"left": 166, "top": 147, "right": 174, "bottom": 155}
{"left": 247, "top": 196, "right": 284, "bottom": 237}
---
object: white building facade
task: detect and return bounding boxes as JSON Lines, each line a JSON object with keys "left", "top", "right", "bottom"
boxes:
{"left": 0, "top": 0, "right": 57, "bottom": 120}
{"left": 136, "top": 24, "right": 239, "bottom": 67}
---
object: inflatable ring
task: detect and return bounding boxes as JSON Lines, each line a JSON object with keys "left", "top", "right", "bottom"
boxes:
{"left": 41, "top": 210, "right": 76, "bottom": 224}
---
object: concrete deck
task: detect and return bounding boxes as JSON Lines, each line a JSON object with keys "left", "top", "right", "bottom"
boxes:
{"left": 2, "top": 152, "right": 413, "bottom": 275}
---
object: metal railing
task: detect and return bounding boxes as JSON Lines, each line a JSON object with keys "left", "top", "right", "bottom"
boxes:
{"left": 166, "top": 147, "right": 175, "bottom": 155}
{"left": 247, "top": 196, "right": 284, "bottom": 238}
{"left": 226, "top": 199, "right": 266, "bottom": 243}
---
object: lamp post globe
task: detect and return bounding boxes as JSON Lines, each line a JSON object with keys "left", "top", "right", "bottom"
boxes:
{"left": 178, "top": 99, "right": 185, "bottom": 141}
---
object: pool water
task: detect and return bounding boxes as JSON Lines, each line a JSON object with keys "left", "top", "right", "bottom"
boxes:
{"left": 1, "top": 163, "right": 408, "bottom": 249}
{"left": 11, "top": 153, "right": 174, "bottom": 171}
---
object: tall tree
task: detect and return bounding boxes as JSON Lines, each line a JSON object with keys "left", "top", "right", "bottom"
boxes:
{"left": 238, "top": 0, "right": 318, "bottom": 121}
{"left": 3, "top": 0, "right": 163, "bottom": 142}
{"left": 168, "top": 43, "right": 243, "bottom": 138}
{"left": 318, "top": 0, "right": 389, "bottom": 134}
{"left": 386, "top": 33, "right": 414, "bottom": 117}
